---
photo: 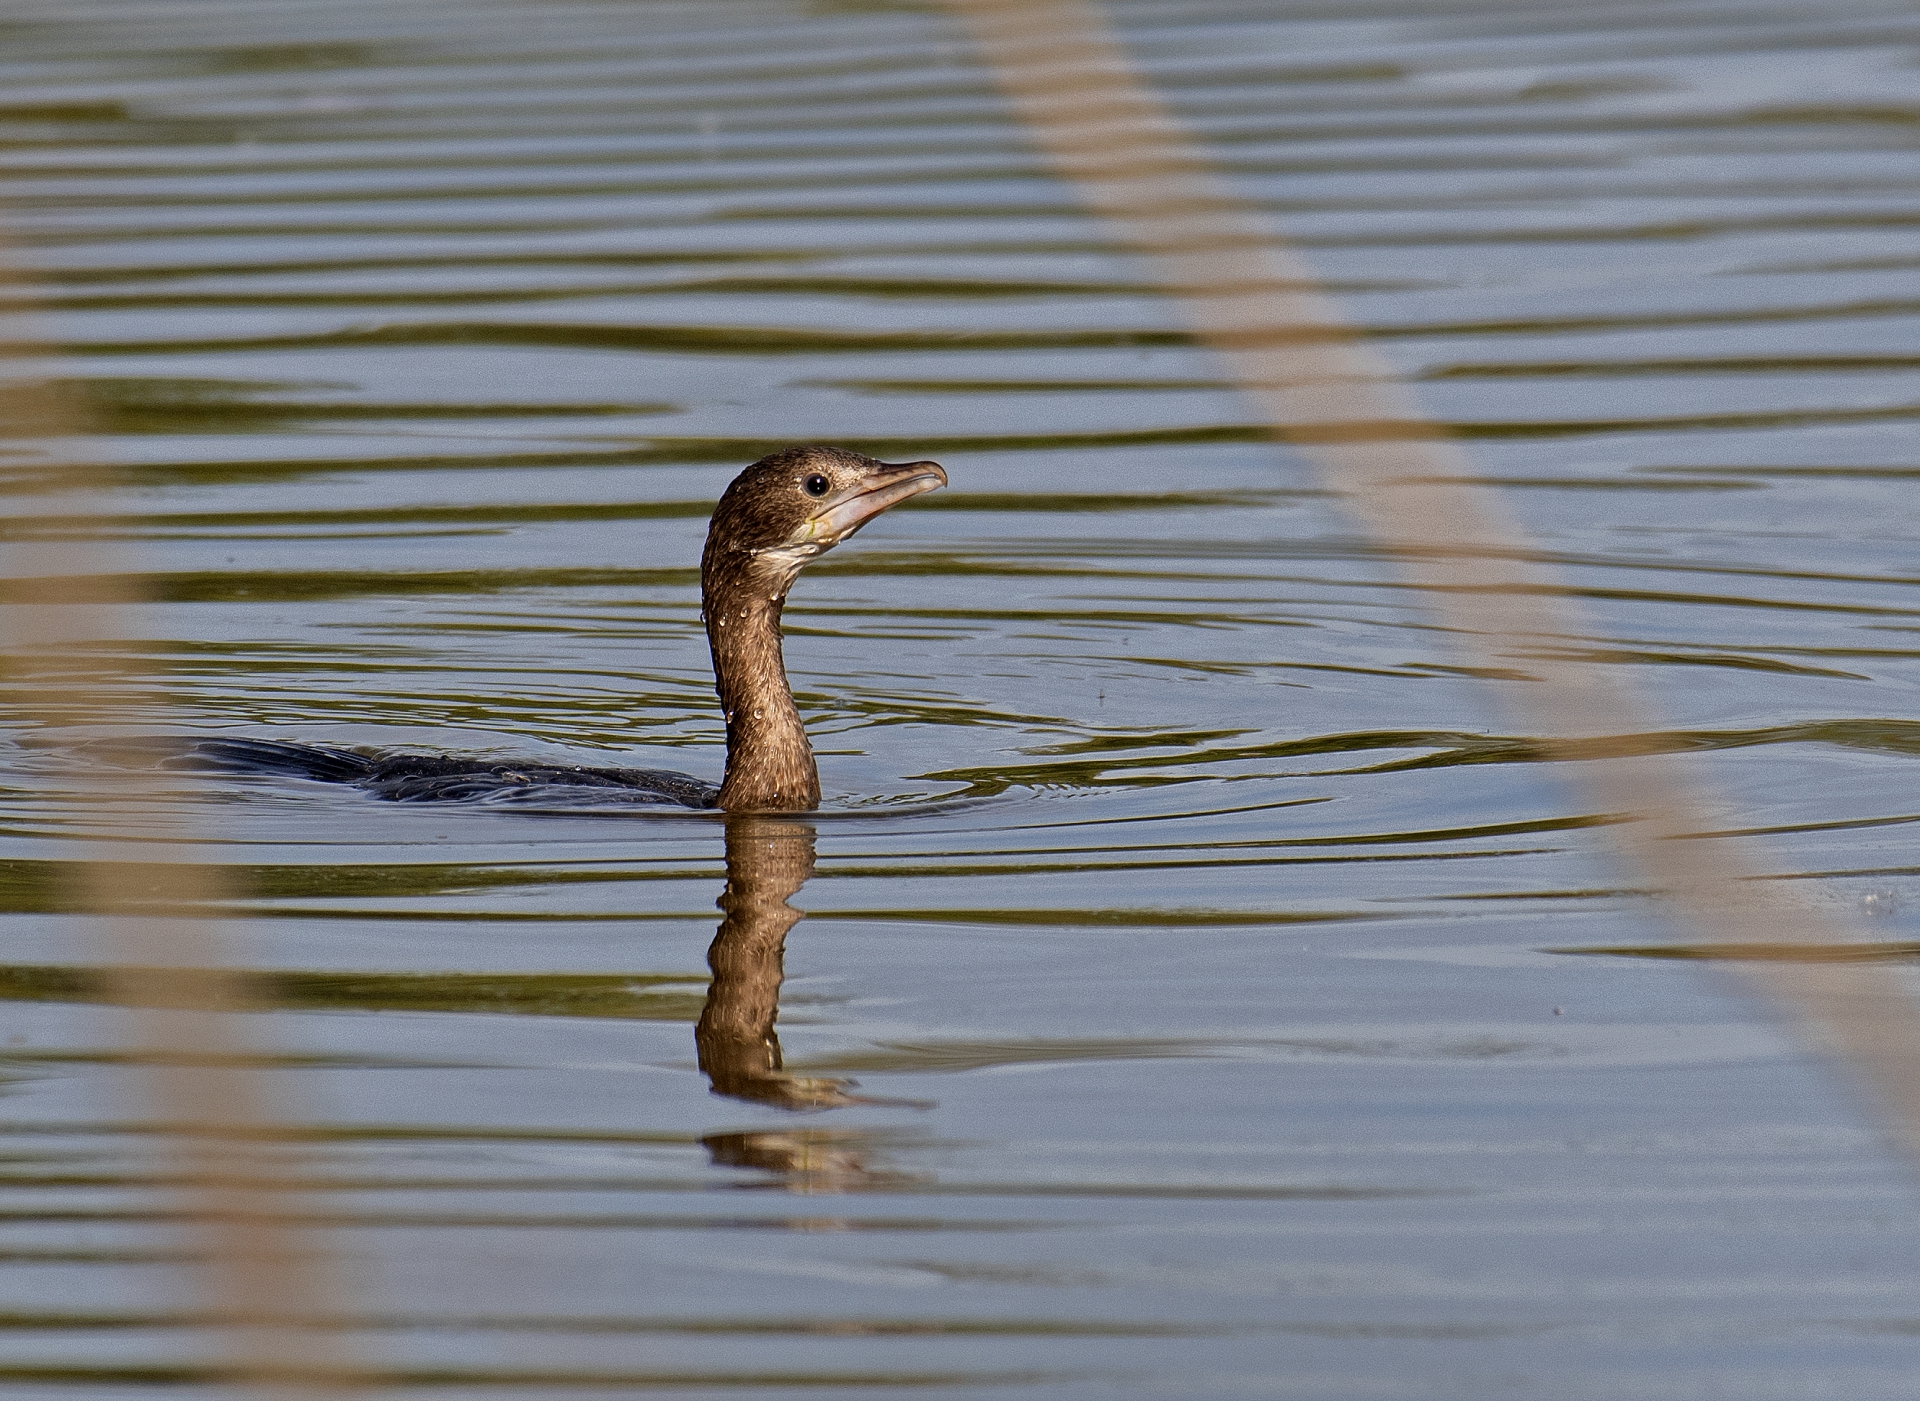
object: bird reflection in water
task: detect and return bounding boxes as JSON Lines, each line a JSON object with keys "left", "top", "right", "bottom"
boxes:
{"left": 695, "top": 815, "right": 928, "bottom": 1186}
{"left": 696, "top": 815, "right": 852, "bottom": 1111}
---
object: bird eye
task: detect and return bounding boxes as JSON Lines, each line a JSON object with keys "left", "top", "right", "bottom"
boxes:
{"left": 803, "top": 474, "right": 831, "bottom": 497}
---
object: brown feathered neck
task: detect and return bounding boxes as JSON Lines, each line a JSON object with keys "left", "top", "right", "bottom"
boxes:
{"left": 698, "top": 447, "right": 947, "bottom": 812}
{"left": 701, "top": 540, "right": 818, "bottom": 811}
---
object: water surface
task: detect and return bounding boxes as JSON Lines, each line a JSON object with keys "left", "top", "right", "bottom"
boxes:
{"left": 3, "top": 0, "right": 1920, "bottom": 1395}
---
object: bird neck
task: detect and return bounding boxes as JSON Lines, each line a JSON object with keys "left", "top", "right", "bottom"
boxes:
{"left": 705, "top": 581, "right": 820, "bottom": 811}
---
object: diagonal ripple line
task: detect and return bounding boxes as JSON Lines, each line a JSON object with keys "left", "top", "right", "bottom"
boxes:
{"left": 0, "top": 245, "right": 374, "bottom": 1393}
{"left": 942, "top": 0, "right": 1920, "bottom": 1156}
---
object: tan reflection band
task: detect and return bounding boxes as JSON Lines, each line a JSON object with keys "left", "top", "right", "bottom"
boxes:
{"left": 944, "top": 0, "right": 1920, "bottom": 1153}
{"left": 0, "top": 258, "right": 372, "bottom": 1389}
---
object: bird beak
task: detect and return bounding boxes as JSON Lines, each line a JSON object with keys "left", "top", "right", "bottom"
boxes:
{"left": 802, "top": 459, "right": 946, "bottom": 546}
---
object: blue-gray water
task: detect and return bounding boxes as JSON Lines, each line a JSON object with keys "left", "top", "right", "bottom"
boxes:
{"left": 2, "top": 0, "right": 1920, "bottom": 1395}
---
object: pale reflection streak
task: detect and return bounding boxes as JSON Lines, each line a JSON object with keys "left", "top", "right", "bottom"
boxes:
{"left": 943, "top": 0, "right": 1920, "bottom": 1154}
{"left": 0, "top": 253, "right": 369, "bottom": 1392}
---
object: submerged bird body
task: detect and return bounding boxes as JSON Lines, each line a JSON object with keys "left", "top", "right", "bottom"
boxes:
{"left": 167, "top": 447, "right": 946, "bottom": 812}
{"left": 165, "top": 737, "right": 721, "bottom": 807}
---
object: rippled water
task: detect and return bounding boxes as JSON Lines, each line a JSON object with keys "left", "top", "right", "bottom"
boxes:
{"left": 3, "top": 0, "right": 1920, "bottom": 1395}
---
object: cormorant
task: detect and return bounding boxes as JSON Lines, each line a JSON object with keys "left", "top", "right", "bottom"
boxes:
{"left": 164, "top": 447, "right": 946, "bottom": 812}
